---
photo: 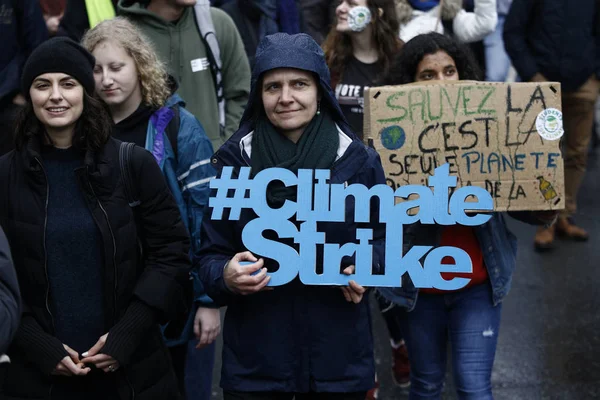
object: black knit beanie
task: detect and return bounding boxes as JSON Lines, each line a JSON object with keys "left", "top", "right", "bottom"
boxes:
{"left": 21, "top": 37, "right": 96, "bottom": 97}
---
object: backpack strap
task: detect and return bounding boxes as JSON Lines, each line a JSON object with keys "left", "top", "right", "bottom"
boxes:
{"left": 193, "top": 0, "right": 226, "bottom": 138}
{"left": 165, "top": 106, "right": 180, "bottom": 159}
{"left": 119, "top": 142, "right": 141, "bottom": 207}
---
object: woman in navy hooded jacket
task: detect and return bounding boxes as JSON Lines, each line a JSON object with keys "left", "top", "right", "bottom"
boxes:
{"left": 198, "top": 32, "right": 386, "bottom": 399}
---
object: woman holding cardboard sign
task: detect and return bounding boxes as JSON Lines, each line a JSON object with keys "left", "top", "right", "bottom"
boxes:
{"left": 379, "top": 32, "right": 557, "bottom": 400}
{"left": 198, "top": 32, "right": 387, "bottom": 399}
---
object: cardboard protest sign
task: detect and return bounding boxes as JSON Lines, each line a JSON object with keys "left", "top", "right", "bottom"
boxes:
{"left": 363, "top": 82, "right": 565, "bottom": 211}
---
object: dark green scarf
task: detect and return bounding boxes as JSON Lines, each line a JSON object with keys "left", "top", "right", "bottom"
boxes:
{"left": 251, "top": 109, "right": 340, "bottom": 206}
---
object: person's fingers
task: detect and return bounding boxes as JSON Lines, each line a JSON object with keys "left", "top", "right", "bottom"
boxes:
{"left": 206, "top": 330, "right": 216, "bottom": 346}
{"left": 233, "top": 251, "right": 258, "bottom": 263}
{"left": 340, "top": 287, "right": 351, "bottom": 302}
{"left": 96, "top": 359, "right": 117, "bottom": 369}
{"left": 250, "top": 268, "right": 270, "bottom": 284}
{"left": 241, "top": 274, "right": 271, "bottom": 295}
{"left": 349, "top": 290, "right": 363, "bottom": 304}
{"left": 63, "top": 344, "right": 80, "bottom": 363}
{"left": 83, "top": 334, "right": 107, "bottom": 357}
{"left": 81, "top": 354, "right": 111, "bottom": 365}
{"left": 348, "top": 280, "right": 366, "bottom": 295}
{"left": 237, "top": 268, "right": 269, "bottom": 289}
{"left": 200, "top": 330, "right": 209, "bottom": 347}
{"left": 194, "top": 321, "right": 201, "bottom": 339}
{"left": 193, "top": 312, "right": 202, "bottom": 339}
{"left": 240, "top": 259, "right": 265, "bottom": 276}
{"left": 200, "top": 331, "right": 209, "bottom": 347}
{"left": 53, "top": 362, "right": 72, "bottom": 376}
{"left": 226, "top": 257, "right": 267, "bottom": 293}
{"left": 95, "top": 361, "right": 113, "bottom": 369}
{"left": 196, "top": 341, "right": 208, "bottom": 350}
{"left": 102, "top": 363, "right": 120, "bottom": 373}
{"left": 209, "top": 325, "right": 220, "bottom": 343}
{"left": 342, "top": 265, "right": 356, "bottom": 276}
{"left": 63, "top": 357, "right": 90, "bottom": 376}
{"left": 241, "top": 267, "right": 267, "bottom": 284}
{"left": 347, "top": 281, "right": 364, "bottom": 304}
{"left": 230, "top": 258, "right": 264, "bottom": 275}
{"left": 196, "top": 326, "right": 213, "bottom": 349}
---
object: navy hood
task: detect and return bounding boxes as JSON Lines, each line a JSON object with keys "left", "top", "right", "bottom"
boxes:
{"left": 239, "top": 33, "right": 351, "bottom": 133}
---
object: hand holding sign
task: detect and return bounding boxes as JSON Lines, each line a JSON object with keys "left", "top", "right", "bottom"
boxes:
{"left": 224, "top": 252, "right": 271, "bottom": 295}
{"left": 340, "top": 265, "right": 366, "bottom": 304}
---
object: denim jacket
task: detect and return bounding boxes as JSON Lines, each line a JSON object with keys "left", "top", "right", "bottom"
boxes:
{"left": 146, "top": 95, "right": 217, "bottom": 345}
{"left": 377, "top": 212, "right": 543, "bottom": 311}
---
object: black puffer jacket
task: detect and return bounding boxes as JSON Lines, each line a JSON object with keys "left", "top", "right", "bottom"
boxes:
{"left": 0, "top": 225, "right": 20, "bottom": 355}
{"left": 0, "top": 137, "right": 191, "bottom": 399}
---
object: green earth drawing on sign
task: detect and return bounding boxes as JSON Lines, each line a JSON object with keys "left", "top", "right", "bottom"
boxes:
{"left": 380, "top": 126, "right": 406, "bottom": 150}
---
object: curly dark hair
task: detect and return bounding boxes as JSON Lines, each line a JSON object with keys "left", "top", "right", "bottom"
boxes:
{"left": 385, "top": 32, "right": 482, "bottom": 85}
{"left": 323, "top": 0, "right": 402, "bottom": 87}
{"left": 14, "top": 92, "right": 112, "bottom": 152}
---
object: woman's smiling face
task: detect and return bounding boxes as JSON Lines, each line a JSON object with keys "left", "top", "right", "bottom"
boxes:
{"left": 29, "top": 72, "right": 84, "bottom": 135}
{"left": 261, "top": 68, "right": 319, "bottom": 142}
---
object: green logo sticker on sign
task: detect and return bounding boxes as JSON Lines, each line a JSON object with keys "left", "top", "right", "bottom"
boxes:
{"left": 536, "top": 108, "right": 563, "bottom": 141}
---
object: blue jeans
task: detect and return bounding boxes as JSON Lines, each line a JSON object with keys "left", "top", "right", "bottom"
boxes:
{"left": 398, "top": 284, "right": 502, "bottom": 400}
{"left": 185, "top": 340, "right": 216, "bottom": 400}
{"left": 483, "top": 16, "right": 513, "bottom": 82}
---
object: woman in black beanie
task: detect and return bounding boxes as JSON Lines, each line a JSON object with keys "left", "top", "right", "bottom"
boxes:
{"left": 0, "top": 36, "right": 190, "bottom": 399}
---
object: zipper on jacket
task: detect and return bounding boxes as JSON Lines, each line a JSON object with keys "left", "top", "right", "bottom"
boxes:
{"left": 86, "top": 173, "right": 119, "bottom": 324}
{"left": 237, "top": 141, "right": 251, "bottom": 167}
{"left": 35, "top": 158, "right": 55, "bottom": 332}
{"left": 125, "top": 371, "right": 136, "bottom": 399}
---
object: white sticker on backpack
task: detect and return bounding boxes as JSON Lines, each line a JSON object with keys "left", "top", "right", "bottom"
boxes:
{"left": 535, "top": 108, "right": 564, "bottom": 141}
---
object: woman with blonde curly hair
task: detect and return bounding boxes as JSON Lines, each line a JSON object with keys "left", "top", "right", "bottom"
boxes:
{"left": 82, "top": 17, "right": 219, "bottom": 399}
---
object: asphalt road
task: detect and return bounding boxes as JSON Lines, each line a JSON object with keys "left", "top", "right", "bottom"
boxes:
{"left": 208, "top": 151, "right": 600, "bottom": 400}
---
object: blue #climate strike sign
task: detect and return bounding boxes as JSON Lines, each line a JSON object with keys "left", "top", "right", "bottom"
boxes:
{"left": 209, "top": 164, "right": 494, "bottom": 289}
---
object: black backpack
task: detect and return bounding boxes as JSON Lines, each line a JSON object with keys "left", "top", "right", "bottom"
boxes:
{"left": 119, "top": 106, "right": 180, "bottom": 207}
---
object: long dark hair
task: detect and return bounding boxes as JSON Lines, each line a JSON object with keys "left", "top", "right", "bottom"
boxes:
{"left": 14, "top": 92, "right": 112, "bottom": 152}
{"left": 323, "top": 0, "right": 402, "bottom": 87}
{"left": 385, "top": 32, "right": 482, "bottom": 85}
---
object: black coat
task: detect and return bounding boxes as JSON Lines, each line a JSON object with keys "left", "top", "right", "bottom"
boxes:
{"left": 0, "top": 225, "right": 20, "bottom": 355}
{"left": 0, "top": 137, "right": 191, "bottom": 399}
{"left": 503, "top": 0, "right": 600, "bottom": 91}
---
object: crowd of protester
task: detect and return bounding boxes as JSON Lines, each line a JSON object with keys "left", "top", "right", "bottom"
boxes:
{"left": 0, "top": 0, "right": 598, "bottom": 399}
